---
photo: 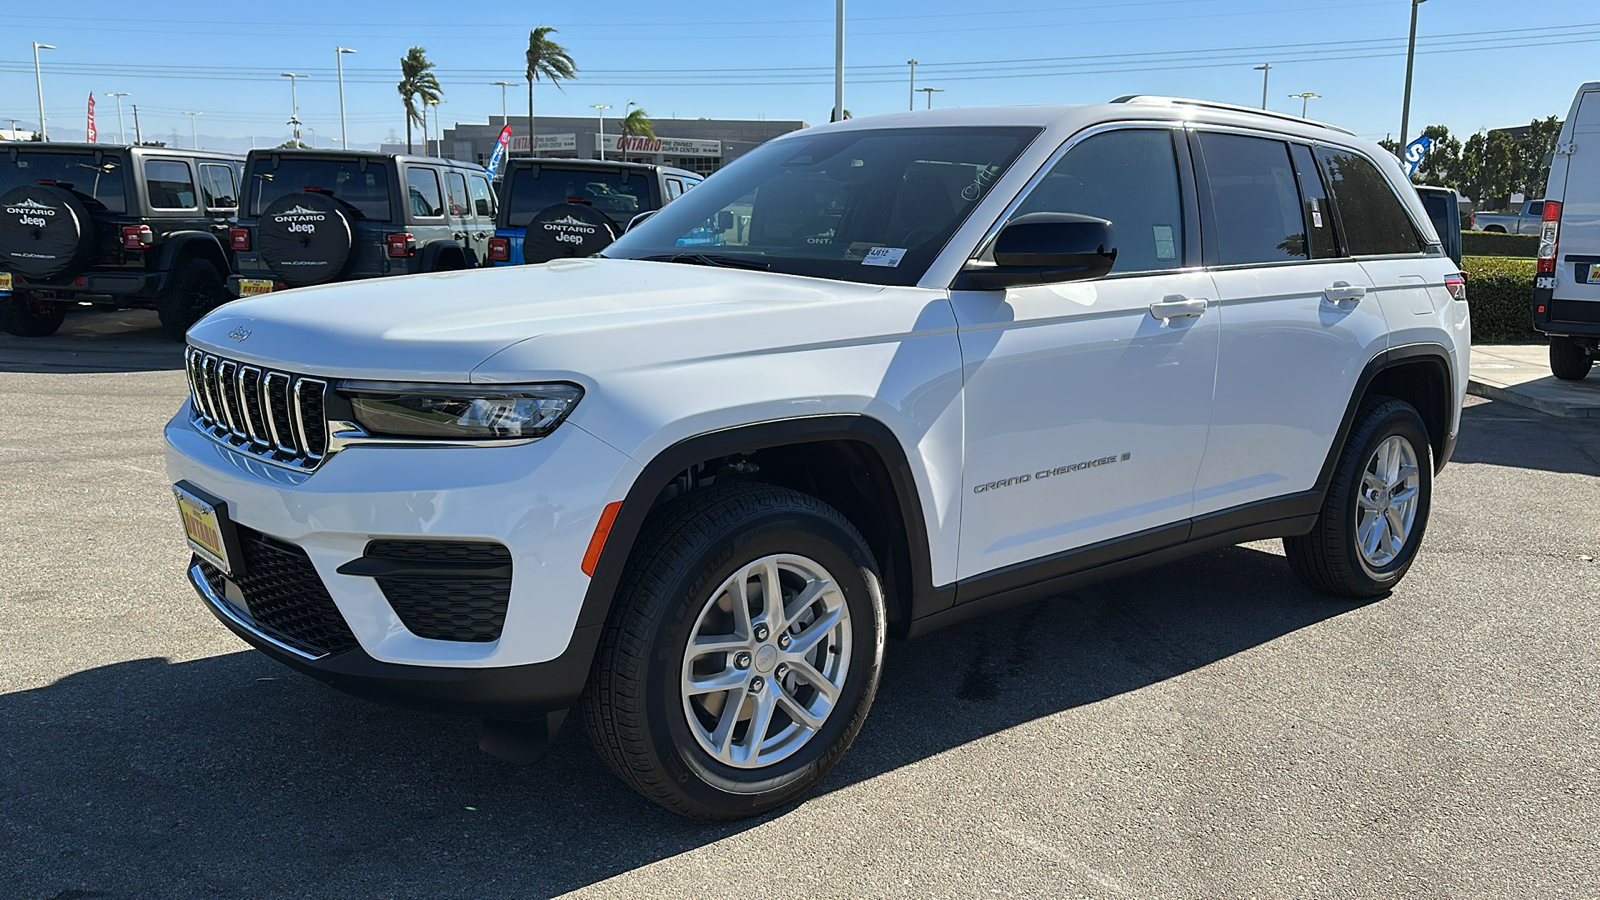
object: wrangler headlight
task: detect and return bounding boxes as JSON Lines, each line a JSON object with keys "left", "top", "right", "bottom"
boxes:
{"left": 335, "top": 381, "right": 583, "bottom": 440}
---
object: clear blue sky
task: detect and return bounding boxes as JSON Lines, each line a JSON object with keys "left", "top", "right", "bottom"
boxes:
{"left": 3, "top": 0, "right": 1597, "bottom": 151}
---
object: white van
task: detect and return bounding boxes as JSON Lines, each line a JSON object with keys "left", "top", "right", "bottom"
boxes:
{"left": 1535, "top": 81, "right": 1600, "bottom": 380}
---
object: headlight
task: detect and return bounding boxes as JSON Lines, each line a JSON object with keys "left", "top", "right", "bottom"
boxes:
{"left": 334, "top": 381, "right": 583, "bottom": 440}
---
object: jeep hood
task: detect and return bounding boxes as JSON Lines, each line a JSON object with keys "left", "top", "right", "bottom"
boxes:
{"left": 187, "top": 259, "right": 882, "bottom": 381}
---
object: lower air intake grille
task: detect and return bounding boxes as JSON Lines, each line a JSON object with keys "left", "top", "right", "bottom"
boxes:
{"left": 197, "top": 526, "right": 359, "bottom": 656}
{"left": 363, "top": 540, "right": 513, "bottom": 643}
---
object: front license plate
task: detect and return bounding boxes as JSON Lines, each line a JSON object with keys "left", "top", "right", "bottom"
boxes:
{"left": 174, "top": 483, "right": 233, "bottom": 575}
{"left": 0, "top": 272, "right": 12, "bottom": 294}
{"left": 237, "top": 279, "right": 274, "bottom": 296}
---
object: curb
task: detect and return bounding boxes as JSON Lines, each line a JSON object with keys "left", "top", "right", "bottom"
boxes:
{"left": 1466, "top": 377, "right": 1600, "bottom": 419}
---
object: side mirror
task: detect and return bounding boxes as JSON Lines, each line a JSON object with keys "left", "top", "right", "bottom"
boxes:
{"left": 958, "top": 212, "right": 1117, "bottom": 290}
{"left": 715, "top": 210, "right": 735, "bottom": 231}
{"left": 625, "top": 209, "right": 659, "bottom": 233}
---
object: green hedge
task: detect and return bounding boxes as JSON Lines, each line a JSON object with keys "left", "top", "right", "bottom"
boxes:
{"left": 1461, "top": 230, "right": 1539, "bottom": 257}
{"left": 1462, "top": 255, "right": 1542, "bottom": 344}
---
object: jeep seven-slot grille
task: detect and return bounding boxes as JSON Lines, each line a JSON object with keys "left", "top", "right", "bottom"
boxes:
{"left": 185, "top": 347, "right": 328, "bottom": 469}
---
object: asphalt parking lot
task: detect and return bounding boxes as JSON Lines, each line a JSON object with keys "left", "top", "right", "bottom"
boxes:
{"left": 2, "top": 310, "right": 1597, "bottom": 899}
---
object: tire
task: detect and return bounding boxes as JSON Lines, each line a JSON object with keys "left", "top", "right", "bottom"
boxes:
{"left": 1549, "top": 338, "right": 1593, "bottom": 381}
{"left": 0, "top": 184, "right": 96, "bottom": 280}
{"left": 521, "top": 203, "right": 619, "bottom": 264}
{"left": 1285, "top": 397, "right": 1433, "bottom": 599}
{"left": 157, "top": 259, "right": 227, "bottom": 342}
{"left": 0, "top": 292, "right": 67, "bottom": 337}
{"left": 581, "top": 482, "right": 886, "bottom": 821}
{"left": 255, "top": 192, "right": 355, "bottom": 287}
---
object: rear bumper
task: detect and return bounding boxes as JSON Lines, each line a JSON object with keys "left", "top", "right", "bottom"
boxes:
{"left": 5, "top": 270, "right": 166, "bottom": 299}
{"left": 1532, "top": 289, "right": 1600, "bottom": 338}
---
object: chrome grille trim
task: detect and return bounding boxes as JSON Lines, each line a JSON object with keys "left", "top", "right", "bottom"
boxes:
{"left": 185, "top": 347, "right": 330, "bottom": 471}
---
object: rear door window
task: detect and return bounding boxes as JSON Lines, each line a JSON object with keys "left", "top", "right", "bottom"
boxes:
{"left": 145, "top": 159, "right": 197, "bottom": 210}
{"left": 0, "top": 151, "right": 127, "bottom": 214}
{"left": 1314, "top": 147, "right": 1422, "bottom": 256}
{"left": 248, "top": 158, "right": 391, "bottom": 220}
{"left": 1011, "top": 128, "right": 1186, "bottom": 274}
{"left": 468, "top": 174, "right": 495, "bottom": 218}
{"left": 665, "top": 178, "right": 684, "bottom": 200}
{"left": 199, "top": 163, "right": 237, "bottom": 209}
{"left": 406, "top": 167, "right": 444, "bottom": 218}
{"left": 445, "top": 171, "right": 470, "bottom": 218}
{"left": 1289, "top": 143, "right": 1340, "bottom": 259}
{"left": 1196, "top": 132, "right": 1307, "bottom": 265}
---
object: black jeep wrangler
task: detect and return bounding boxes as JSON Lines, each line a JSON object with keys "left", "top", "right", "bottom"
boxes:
{"left": 0, "top": 143, "right": 244, "bottom": 339}
{"left": 227, "top": 149, "right": 496, "bottom": 298}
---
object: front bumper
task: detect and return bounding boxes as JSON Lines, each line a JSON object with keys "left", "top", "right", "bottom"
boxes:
{"left": 165, "top": 407, "right": 639, "bottom": 690}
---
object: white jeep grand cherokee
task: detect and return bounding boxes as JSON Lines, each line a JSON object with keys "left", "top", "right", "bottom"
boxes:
{"left": 165, "top": 97, "right": 1468, "bottom": 820}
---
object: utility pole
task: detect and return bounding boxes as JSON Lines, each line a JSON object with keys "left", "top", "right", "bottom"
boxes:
{"left": 33, "top": 42, "right": 55, "bottom": 141}
{"left": 592, "top": 104, "right": 611, "bottom": 160}
{"left": 336, "top": 47, "right": 356, "bottom": 151}
{"left": 132, "top": 104, "right": 141, "bottom": 144}
{"left": 281, "top": 72, "right": 307, "bottom": 144}
{"left": 1289, "top": 92, "right": 1321, "bottom": 118}
{"left": 106, "top": 92, "right": 130, "bottom": 144}
{"left": 1400, "top": 0, "right": 1428, "bottom": 151}
{"left": 834, "top": 0, "right": 845, "bottom": 122}
{"left": 183, "top": 111, "right": 202, "bottom": 149}
{"left": 918, "top": 87, "right": 944, "bottom": 109}
{"left": 907, "top": 59, "right": 917, "bottom": 111}
{"left": 1254, "top": 63, "right": 1272, "bottom": 111}
{"left": 492, "top": 81, "right": 514, "bottom": 128}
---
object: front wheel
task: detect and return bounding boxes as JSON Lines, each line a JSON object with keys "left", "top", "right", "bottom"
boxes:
{"left": 582, "top": 483, "right": 885, "bottom": 820}
{"left": 1549, "top": 337, "right": 1594, "bottom": 381}
{"left": 0, "top": 293, "right": 67, "bottom": 337}
{"left": 1285, "top": 397, "right": 1433, "bottom": 599}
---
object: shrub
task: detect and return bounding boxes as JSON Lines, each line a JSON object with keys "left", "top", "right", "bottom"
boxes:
{"left": 1461, "top": 231, "right": 1539, "bottom": 257}
{"left": 1462, "top": 255, "right": 1541, "bottom": 343}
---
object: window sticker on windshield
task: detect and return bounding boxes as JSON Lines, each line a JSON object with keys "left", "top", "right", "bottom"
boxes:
{"left": 1311, "top": 197, "right": 1324, "bottom": 228}
{"left": 862, "top": 247, "right": 907, "bottom": 268}
{"left": 1153, "top": 225, "right": 1177, "bottom": 261}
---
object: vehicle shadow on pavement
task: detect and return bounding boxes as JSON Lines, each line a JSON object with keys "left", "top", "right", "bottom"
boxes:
{"left": 1448, "top": 397, "right": 1600, "bottom": 477}
{"left": 0, "top": 309, "right": 183, "bottom": 374}
{"left": 1, "top": 545, "right": 1358, "bottom": 899}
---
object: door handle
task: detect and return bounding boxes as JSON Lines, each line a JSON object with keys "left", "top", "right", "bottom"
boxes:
{"left": 1324, "top": 281, "right": 1367, "bottom": 303}
{"left": 1149, "top": 297, "right": 1208, "bottom": 320}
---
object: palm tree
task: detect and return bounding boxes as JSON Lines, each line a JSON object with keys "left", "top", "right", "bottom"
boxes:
{"left": 397, "top": 46, "right": 442, "bottom": 154}
{"left": 525, "top": 26, "right": 576, "bottom": 156}
{"left": 620, "top": 106, "right": 655, "bottom": 143}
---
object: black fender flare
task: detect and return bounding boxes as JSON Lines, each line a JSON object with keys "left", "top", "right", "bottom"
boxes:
{"left": 574, "top": 414, "right": 942, "bottom": 636}
{"left": 418, "top": 240, "right": 468, "bottom": 272}
{"left": 155, "top": 231, "right": 229, "bottom": 279}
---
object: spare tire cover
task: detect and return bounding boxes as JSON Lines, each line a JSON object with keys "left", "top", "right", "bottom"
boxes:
{"left": 521, "top": 203, "right": 619, "bottom": 264}
{"left": 0, "top": 184, "right": 96, "bottom": 280}
{"left": 256, "top": 192, "right": 355, "bottom": 287}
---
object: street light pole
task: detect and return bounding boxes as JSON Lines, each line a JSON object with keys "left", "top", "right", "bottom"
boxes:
{"left": 907, "top": 59, "right": 917, "bottom": 111}
{"left": 308, "top": 125, "right": 316, "bottom": 149}
{"left": 281, "top": 72, "right": 308, "bottom": 144}
{"left": 106, "top": 92, "right": 130, "bottom": 144}
{"left": 1253, "top": 62, "right": 1272, "bottom": 111}
{"left": 336, "top": 47, "right": 356, "bottom": 151}
{"left": 491, "top": 81, "right": 515, "bottom": 128}
{"left": 183, "top": 111, "right": 202, "bottom": 149}
{"left": 834, "top": 0, "right": 845, "bottom": 122}
{"left": 33, "top": 42, "right": 56, "bottom": 141}
{"left": 1400, "top": 0, "right": 1427, "bottom": 150}
{"left": 1289, "top": 92, "right": 1321, "bottom": 118}
{"left": 592, "top": 104, "right": 611, "bottom": 160}
{"left": 918, "top": 87, "right": 944, "bottom": 109}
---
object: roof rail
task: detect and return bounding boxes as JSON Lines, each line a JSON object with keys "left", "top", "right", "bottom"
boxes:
{"left": 1110, "top": 95, "right": 1355, "bottom": 135}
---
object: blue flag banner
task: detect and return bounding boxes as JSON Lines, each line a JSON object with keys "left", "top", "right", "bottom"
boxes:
{"left": 486, "top": 125, "right": 513, "bottom": 179}
{"left": 1402, "top": 136, "right": 1433, "bottom": 177}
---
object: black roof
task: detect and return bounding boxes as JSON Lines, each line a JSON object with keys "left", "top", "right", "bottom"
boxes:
{"left": 2, "top": 141, "right": 242, "bottom": 159}
{"left": 242, "top": 147, "right": 486, "bottom": 172}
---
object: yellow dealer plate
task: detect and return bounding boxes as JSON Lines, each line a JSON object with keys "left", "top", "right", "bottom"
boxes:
{"left": 174, "top": 483, "right": 232, "bottom": 575}
{"left": 238, "top": 279, "right": 274, "bottom": 296}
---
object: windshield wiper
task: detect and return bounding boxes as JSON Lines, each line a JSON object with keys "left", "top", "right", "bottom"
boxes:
{"left": 642, "top": 253, "right": 770, "bottom": 272}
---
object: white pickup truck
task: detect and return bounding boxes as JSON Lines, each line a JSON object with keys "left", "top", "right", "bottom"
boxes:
{"left": 1469, "top": 199, "right": 1546, "bottom": 233}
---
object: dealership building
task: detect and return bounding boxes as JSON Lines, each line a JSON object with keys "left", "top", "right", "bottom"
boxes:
{"left": 410, "top": 115, "right": 808, "bottom": 176}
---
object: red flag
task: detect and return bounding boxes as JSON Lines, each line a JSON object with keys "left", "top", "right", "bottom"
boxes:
{"left": 86, "top": 93, "right": 97, "bottom": 143}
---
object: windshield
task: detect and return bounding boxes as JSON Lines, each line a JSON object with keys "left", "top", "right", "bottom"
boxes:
{"left": 0, "top": 151, "right": 128, "bottom": 214}
{"left": 502, "top": 165, "right": 651, "bottom": 227}
{"left": 603, "top": 126, "right": 1039, "bottom": 286}
{"left": 248, "top": 158, "right": 392, "bottom": 220}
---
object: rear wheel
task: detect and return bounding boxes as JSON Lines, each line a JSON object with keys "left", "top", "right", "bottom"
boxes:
{"left": 1549, "top": 337, "right": 1594, "bottom": 381}
{"left": 582, "top": 483, "right": 885, "bottom": 821}
{"left": 1285, "top": 397, "right": 1433, "bottom": 599}
{"left": 158, "top": 259, "right": 227, "bottom": 342}
{"left": 0, "top": 293, "right": 66, "bottom": 337}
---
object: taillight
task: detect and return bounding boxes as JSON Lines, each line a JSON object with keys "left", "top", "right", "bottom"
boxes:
{"left": 386, "top": 233, "right": 415, "bottom": 258}
{"left": 487, "top": 237, "right": 510, "bottom": 262}
{"left": 1537, "top": 200, "right": 1561, "bottom": 275}
{"left": 1468, "top": 212, "right": 1475, "bottom": 230}
{"left": 1444, "top": 272, "right": 1466, "bottom": 302}
{"left": 229, "top": 227, "right": 251, "bottom": 252}
{"left": 120, "top": 225, "right": 152, "bottom": 250}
